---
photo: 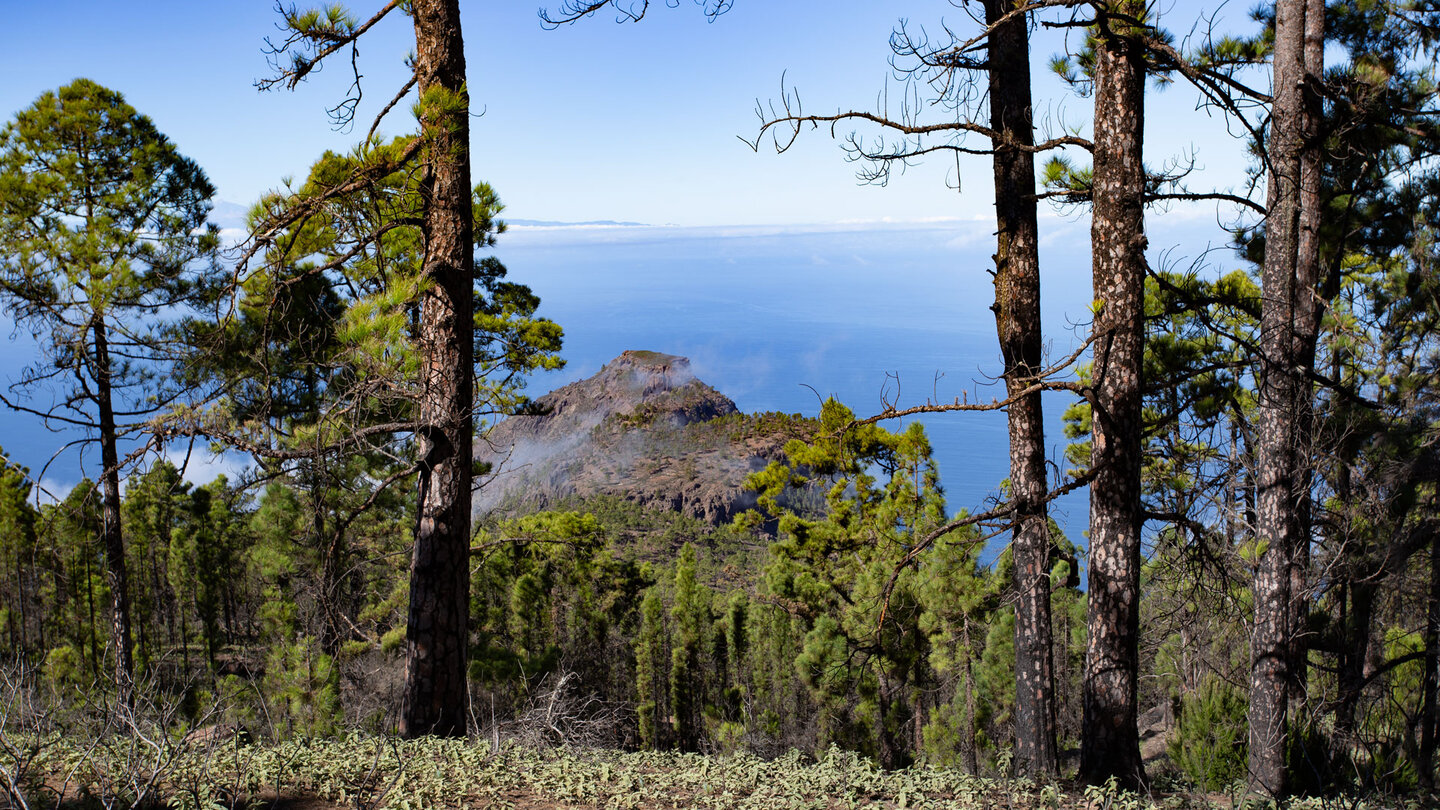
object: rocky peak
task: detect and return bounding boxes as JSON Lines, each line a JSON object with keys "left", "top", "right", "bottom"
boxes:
{"left": 493, "top": 351, "right": 737, "bottom": 448}
{"left": 474, "top": 351, "right": 812, "bottom": 525}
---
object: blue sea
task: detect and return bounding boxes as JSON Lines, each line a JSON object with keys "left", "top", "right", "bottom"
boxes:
{"left": 500, "top": 218, "right": 1116, "bottom": 553}
{"left": 3, "top": 212, "right": 1233, "bottom": 557}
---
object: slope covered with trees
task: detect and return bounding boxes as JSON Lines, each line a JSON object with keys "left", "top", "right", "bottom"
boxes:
{"left": 1, "top": 0, "right": 1439, "bottom": 806}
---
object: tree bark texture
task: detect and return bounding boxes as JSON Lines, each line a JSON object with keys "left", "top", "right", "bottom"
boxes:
{"left": 400, "top": 0, "right": 476, "bottom": 739}
{"left": 985, "top": 0, "right": 1058, "bottom": 780}
{"left": 93, "top": 315, "right": 135, "bottom": 699}
{"left": 1249, "top": 0, "right": 1311, "bottom": 796}
{"left": 1079, "top": 3, "right": 1147, "bottom": 790}
{"left": 1287, "top": 0, "right": 1325, "bottom": 721}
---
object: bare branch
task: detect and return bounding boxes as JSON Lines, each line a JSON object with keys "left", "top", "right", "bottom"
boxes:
{"left": 258, "top": 1, "right": 404, "bottom": 91}
{"left": 539, "top": 0, "right": 733, "bottom": 28}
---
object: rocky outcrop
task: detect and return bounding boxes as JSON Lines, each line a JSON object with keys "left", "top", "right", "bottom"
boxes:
{"left": 474, "top": 351, "right": 815, "bottom": 524}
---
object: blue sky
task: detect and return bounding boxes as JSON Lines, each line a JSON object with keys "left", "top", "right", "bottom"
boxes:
{"left": 1, "top": 0, "right": 1265, "bottom": 500}
{"left": 1, "top": 0, "right": 1260, "bottom": 226}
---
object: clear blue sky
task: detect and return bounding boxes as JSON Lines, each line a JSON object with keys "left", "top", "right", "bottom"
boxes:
{"left": 1, "top": 0, "right": 1258, "bottom": 227}
{"left": 1, "top": 0, "right": 1263, "bottom": 499}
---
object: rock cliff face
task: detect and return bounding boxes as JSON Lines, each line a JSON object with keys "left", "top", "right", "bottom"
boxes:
{"left": 474, "top": 351, "right": 815, "bottom": 524}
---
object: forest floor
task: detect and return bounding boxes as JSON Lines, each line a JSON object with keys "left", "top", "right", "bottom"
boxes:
{"left": 10, "top": 736, "right": 1430, "bottom": 810}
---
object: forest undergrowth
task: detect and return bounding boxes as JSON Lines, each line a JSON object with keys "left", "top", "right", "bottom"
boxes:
{"left": 0, "top": 665, "right": 1429, "bottom": 810}
{"left": 6, "top": 731, "right": 1433, "bottom": 810}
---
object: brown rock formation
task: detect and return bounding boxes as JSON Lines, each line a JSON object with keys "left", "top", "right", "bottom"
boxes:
{"left": 474, "top": 351, "right": 814, "bottom": 524}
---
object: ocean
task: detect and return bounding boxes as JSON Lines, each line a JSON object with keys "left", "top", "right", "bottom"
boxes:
{"left": 500, "top": 218, "right": 1109, "bottom": 554}
{"left": 4, "top": 211, "right": 1233, "bottom": 556}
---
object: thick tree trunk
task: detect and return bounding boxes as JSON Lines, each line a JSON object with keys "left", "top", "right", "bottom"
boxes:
{"left": 400, "top": 0, "right": 476, "bottom": 739}
{"left": 1249, "top": 0, "right": 1311, "bottom": 796}
{"left": 1079, "top": 3, "right": 1147, "bottom": 790}
{"left": 1287, "top": 0, "right": 1325, "bottom": 723}
{"left": 92, "top": 316, "right": 135, "bottom": 699}
{"left": 985, "top": 0, "right": 1058, "bottom": 780}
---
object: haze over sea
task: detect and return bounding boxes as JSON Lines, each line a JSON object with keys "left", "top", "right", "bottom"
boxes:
{"left": 2, "top": 209, "right": 1236, "bottom": 557}
{"left": 500, "top": 216, "right": 1114, "bottom": 551}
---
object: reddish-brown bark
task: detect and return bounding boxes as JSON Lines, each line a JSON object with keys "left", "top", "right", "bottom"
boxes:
{"left": 399, "top": 0, "right": 476, "bottom": 739}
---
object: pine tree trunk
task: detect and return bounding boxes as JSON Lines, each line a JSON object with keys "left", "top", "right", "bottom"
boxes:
{"left": 1079, "top": 3, "right": 1147, "bottom": 790}
{"left": 399, "top": 0, "right": 475, "bottom": 739}
{"left": 1287, "top": 0, "right": 1325, "bottom": 723}
{"left": 1420, "top": 531, "right": 1440, "bottom": 789}
{"left": 985, "top": 0, "right": 1058, "bottom": 780}
{"left": 318, "top": 503, "right": 345, "bottom": 659}
{"left": 1249, "top": 0, "right": 1311, "bottom": 796}
{"left": 92, "top": 316, "right": 135, "bottom": 700}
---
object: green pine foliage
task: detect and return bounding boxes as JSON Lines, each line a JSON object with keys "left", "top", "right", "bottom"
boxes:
{"left": 669, "top": 543, "right": 712, "bottom": 751}
{"left": 1169, "top": 676, "right": 1248, "bottom": 791}
{"left": 1, "top": 7, "right": 1439, "bottom": 798}
{"left": 736, "top": 399, "right": 1013, "bottom": 769}
{"left": 636, "top": 586, "right": 667, "bottom": 750}
{"left": 0, "top": 450, "right": 38, "bottom": 653}
{"left": 263, "top": 636, "right": 342, "bottom": 739}
{"left": 40, "top": 481, "right": 109, "bottom": 688}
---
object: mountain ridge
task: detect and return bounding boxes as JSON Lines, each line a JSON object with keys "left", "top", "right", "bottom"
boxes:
{"left": 473, "top": 351, "right": 816, "bottom": 524}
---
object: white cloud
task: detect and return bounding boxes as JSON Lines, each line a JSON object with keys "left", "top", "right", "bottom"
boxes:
{"left": 34, "top": 477, "right": 75, "bottom": 507}
{"left": 163, "top": 448, "right": 250, "bottom": 487}
{"left": 500, "top": 218, "right": 1001, "bottom": 249}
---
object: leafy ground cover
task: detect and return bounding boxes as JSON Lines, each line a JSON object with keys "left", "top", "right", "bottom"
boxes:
{"left": 8, "top": 736, "right": 1431, "bottom": 810}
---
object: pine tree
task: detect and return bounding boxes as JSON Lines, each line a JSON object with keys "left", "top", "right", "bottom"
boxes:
{"left": 0, "top": 79, "right": 220, "bottom": 697}
{"left": 1249, "top": 0, "right": 1321, "bottom": 794}
{"left": 249, "top": 1, "right": 483, "bottom": 736}
{"left": 669, "top": 543, "right": 712, "bottom": 751}
{"left": 42, "top": 481, "right": 107, "bottom": 685}
{"left": 745, "top": 399, "right": 975, "bottom": 766}
{"left": 982, "top": 0, "right": 1060, "bottom": 777}
{"left": 1076, "top": 1, "right": 1150, "bottom": 787}
{"left": 123, "top": 459, "right": 189, "bottom": 675}
{"left": 0, "top": 450, "right": 38, "bottom": 655}
{"left": 635, "top": 586, "right": 667, "bottom": 750}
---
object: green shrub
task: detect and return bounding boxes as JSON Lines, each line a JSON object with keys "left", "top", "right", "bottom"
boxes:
{"left": 263, "top": 636, "right": 341, "bottom": 738}
{"left": 1168, "top": 676, "right": 1248, "bottom": 791}
{"left": 42, "top": 644, "right": 86, "bottom": 690}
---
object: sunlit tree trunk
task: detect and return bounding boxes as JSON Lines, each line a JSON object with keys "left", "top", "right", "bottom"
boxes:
{"left": 985, "top": 0, "right": 1058, "bottom": 779}
{"left": 400, "top": 0, "right": 476, "bottom": 738}
{"left": 1079, "top": 1, "right": 1147, "bottom": 790}
{"left": 1287, "top": 0, "right": 1325, "bottom": 723}
{"left": 1249, "top": 0, "right": 1313, "bottom": 796}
